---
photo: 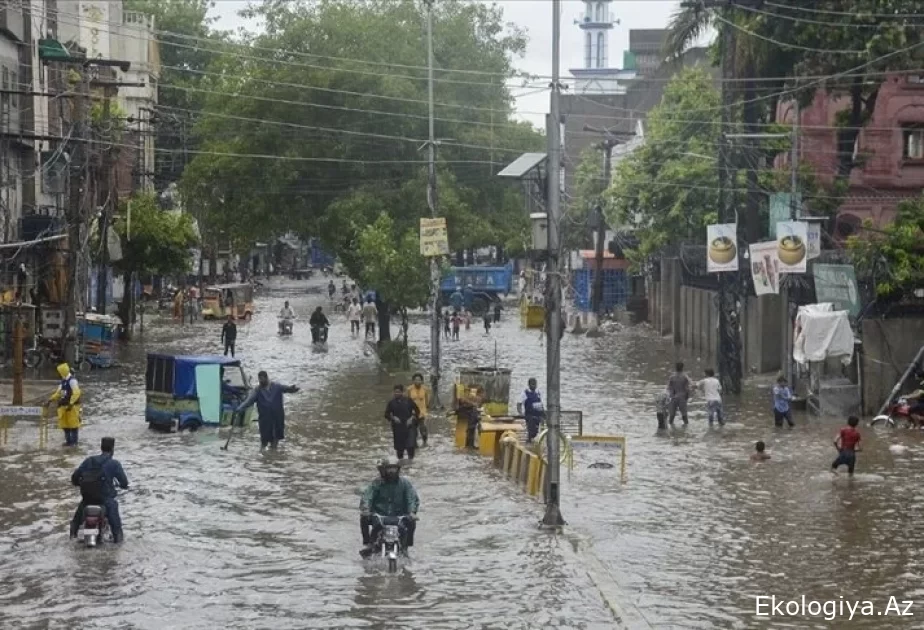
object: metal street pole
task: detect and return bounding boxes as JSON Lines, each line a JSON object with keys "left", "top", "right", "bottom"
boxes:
{"left": 715, "top": 9, "right": 742, "bottom": 395}
{"left": 592, "top": 140, "right": 614, "bottom": 317}
{"left": 542, "top": 0, "right": 565, "bottom": 530}
{"left": 425, "top": 0, "right": 442, "bottom": 409}
{"left": 784, "top": 101, "right": 800, "bottom": 386}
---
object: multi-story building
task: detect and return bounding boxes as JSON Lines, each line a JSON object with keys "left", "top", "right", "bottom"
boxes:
{"left": 0, "top": 1, "right": 28, "bottom": 244}
{"left": 777, "top": 74, "right": 924, "bottom": 237}
{"left": 56, "top": 0, "right": 159, "bottom": 195}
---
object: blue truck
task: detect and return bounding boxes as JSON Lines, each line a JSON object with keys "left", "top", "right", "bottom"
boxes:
{"left": 440, "top": 263, "right": 514, "bottom": 312}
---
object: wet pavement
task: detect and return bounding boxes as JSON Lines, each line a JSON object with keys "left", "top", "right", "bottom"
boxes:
{"left": 1, "top": 277, "right": 923, "bottom": 629}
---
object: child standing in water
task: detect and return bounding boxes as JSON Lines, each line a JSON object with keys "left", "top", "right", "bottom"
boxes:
{"left": 772, "top": 375, "right": 795, "bottom": 428}
{"left": 655, "top": 389, "right": 670, "bottom": 430}
{"left": 698, "top": 368, "right": 724, "bottom": 426}
{"left": 451, "top": 312, "right": 462, "bottom": 340}
{"left": 832, "top": 415, "right": 862, "bottom": 476}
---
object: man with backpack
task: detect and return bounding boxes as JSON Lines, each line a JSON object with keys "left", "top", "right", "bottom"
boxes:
{"left": 70, "top": 437, "right": 129, "bottom": 543}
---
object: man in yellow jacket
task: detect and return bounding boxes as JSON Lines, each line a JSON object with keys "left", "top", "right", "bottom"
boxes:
{"left": 408, "top": 373, "right": 431, "bottom": 447}
{"left": 49, "top": 363, "right": 81, "bottom": 446}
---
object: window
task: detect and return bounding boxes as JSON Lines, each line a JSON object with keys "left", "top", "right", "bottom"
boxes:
{"left": 596, "top": 2, "right": 605, "bottom": 21}
{"left": 909, "top": 75, "right": 924, "bottom": 86}
{"left": 585, "top": 32, "right": 592, "bottom": 68}
{"left": 904, "top": 126, "right": 924, "bottom": 160}
{"left": 10, "top": 70, "right": 17, "bottom": 111}
{"left": 597, "top": 33, "right": 605, "bottom": 68}
{"left": 0, "top": 67, "right": 8, "bottom": 127}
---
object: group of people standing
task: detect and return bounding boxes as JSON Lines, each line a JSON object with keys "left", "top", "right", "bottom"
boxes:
{"left": 657, "top": 362, "right": 864, "bottom": 477}
{"left": 346, "top": 297, "right": 379, "bottom": 339}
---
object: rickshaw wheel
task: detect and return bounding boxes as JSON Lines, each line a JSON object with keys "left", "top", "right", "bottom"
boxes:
{"left": 78, "top": 360, "right": 92, "bottom": 373}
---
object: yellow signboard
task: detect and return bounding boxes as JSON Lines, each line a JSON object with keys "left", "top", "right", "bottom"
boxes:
{"left": 568, "top": 435, "right": 627, "bottom": 483}
{"left": 420, "top": 217, "right": 449, "bottom": 257}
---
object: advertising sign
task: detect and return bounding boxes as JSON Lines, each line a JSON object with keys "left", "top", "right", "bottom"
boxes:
{"left": 419, "top": 217, "right": 449, "bottom": 257}
{"left": 706, "top": 223, "right": 739, "bottom": 273}
{"left": 749, "top": 241, "right": 780, "bottom": 296}
{"left": 813, "top": 264, "right": 860, "bottom": 317}
{"left": 775, "top": 221, "right": 808, "bottom": 273}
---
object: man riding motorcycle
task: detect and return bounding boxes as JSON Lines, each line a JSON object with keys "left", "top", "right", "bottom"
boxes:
{"left": 278, "top": 301, "right": 296, "bottom": 334}
{"left": 310, "top": 306, "right": 330, "bottom": 343}
{"left": 359, "top": 457, "right": 419, "bottom": 558}
{"left": 70, "top": 437, "right": 129, "bottom": 542}
{"left": 328, "top": 280, "right": 336, "bottom": 300}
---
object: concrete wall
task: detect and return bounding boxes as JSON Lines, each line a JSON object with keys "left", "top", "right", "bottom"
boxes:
{"left": 646, "top": 263, "right": 784, "bottom": 375}
{"left": 861, "top": 317, "right": 924, "bottom": 415}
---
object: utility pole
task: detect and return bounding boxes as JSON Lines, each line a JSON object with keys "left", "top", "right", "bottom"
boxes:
{"left": 96, "top": 87, "right": 116, "bottom": 314}
{"left": 784, "top": 101, "right": 800, "bottom": 385}
{"left": 425, "top": 0, "right": 442, "bottom": 409}
{"left": 542, "top": 0, "right": 565, "bottom": 530}
{"left": 62, "top": 72, "right": 89, "bottom": 363}
{"left": 716, "top": 6, "right": 742, "bottom": 395}
{"left": 582, "top": 125, "right": 630, "bottom": 317}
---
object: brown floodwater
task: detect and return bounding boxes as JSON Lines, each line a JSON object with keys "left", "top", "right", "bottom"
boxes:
{"left": 0, "top": 278, "right": 921, "bottom": 629}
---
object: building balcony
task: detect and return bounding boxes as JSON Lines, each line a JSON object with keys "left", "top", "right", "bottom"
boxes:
{"left": 579, "top": 12, "right": 616, "bottom": 28}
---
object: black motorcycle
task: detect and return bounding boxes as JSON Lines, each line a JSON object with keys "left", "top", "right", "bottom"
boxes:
{"left": 311, "top": 325, "right": 329, "bottom": 345}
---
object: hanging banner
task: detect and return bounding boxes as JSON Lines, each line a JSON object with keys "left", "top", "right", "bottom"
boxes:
{"left": 749, "top": 241, "right": 780, "bottom": 296}
{"left": 706, "top": 223, "right": 739, "bottom": 273}
{"left": 419, "top": 217, "right": 449, "bottom": 257}
{"left": 806, "top": 222, "right": 822, "bottom": 260}
{"left": 813, "top": 264, "right": 860, "bottom": 318}
{"left": 775, "top": 220, "right": 808, "bottom": 273}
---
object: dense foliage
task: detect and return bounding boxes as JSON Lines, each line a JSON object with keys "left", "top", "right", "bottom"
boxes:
{"left": 848, "top": 196, "right": 924, "bottom": 298}
{"left": 178, "top": 0, "right": 541, "bottom": 273}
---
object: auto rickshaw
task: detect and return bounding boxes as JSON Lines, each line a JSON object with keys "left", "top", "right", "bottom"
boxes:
{"left": 144, "top": 353, "right": 255, "bottom": 432}
{"left": 201, "top": 283, "right": 255, "bottom": 320}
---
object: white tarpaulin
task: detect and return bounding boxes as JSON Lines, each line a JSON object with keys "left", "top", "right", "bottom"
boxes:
{"left": 793, "top": 303, "right": 855, "bottom": 365}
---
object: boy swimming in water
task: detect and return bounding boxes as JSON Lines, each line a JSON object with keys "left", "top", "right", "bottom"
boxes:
{"left": 832, "top": 415, "right": 862, "bottom": 476}
{"left": 750, "top": 441, "right": 770, "bottom": 462}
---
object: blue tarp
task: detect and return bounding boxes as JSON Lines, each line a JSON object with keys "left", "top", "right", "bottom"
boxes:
{"left": 151, "top": 354, "right": 239, "bottom": 398}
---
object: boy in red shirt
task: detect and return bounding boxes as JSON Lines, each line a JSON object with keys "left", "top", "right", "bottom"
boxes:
{"left": 832, "top": 415, "right": 862, "bottom": 476}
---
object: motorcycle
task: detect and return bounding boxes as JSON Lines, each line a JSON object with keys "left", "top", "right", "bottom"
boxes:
{"left": 372, "top": 513, "right": 410, "bottom": 572}
{"left": 872, "top": 397, "right": 924, "bottom": 429}
{"left": 24, "top": 334, "right": 64, "bottom": 369}
{"left": 77, "top": 504, "right": 110, "bottom": 548}
{"left": 278, "top": 318, "right": 294, "bottom": 336}
{"left": 311, "top": 325, "right": 329, "bottom": 345}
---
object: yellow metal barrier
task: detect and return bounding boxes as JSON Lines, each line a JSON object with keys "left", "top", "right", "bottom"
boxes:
{"left": 495, "top": 431, "right": 547, "bottom": 498}
{"left": 535, "top": 427, "right": 574, "bottom": 464}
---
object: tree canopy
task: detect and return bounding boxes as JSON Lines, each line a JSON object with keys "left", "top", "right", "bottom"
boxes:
{"left": 178, "top": 0, "right": 541, "bottom": 266}
{"left": 848, "top": 196, "right": 924, "bottom": 298}
{"left": 113, "top": 193, "right": 199, "bottom": 277}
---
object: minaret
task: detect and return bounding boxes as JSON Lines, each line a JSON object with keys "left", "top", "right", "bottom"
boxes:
{"left": 579, "top": 0, "right": 616, "bottom": 71}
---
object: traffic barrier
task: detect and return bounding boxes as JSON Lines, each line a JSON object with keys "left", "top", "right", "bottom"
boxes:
{"left": 495, "top": 432, "right": 547, "bottom": 498}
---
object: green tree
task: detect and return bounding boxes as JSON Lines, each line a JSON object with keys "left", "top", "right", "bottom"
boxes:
{"left": 112, "top": 193, "right": 199, "bottom": 328}
{"left": 355, "top": 214, "right": 431, "bottom": 356}
{"left": 848, "top": 196, "right": 924, "bottom": 298}
{"left": 605, "top": 69, "right": 723, "bottom": 263}
{"left": 179, "top": 0, "right": 539, "bottom": 265}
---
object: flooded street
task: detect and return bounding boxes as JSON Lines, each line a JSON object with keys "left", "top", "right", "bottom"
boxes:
{"left": 2, "top": 279, "right": 923, "bottom": 629}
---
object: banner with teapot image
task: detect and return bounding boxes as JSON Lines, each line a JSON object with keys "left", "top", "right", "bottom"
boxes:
{"left": 706, "top": 223, "right": 739, "bottom": 273}
{"left": 774, "top": 220, "right": 808, "bottom": 273}
{"left": 749, "top": 241, "right": 780, "bottom": 296}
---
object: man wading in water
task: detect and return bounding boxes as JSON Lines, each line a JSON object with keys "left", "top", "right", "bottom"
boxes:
{"left": 385, "top": 384, "right": 420, "bottom": 460}
{"left": 236, "top": 371, "right": 299, "bottom": 450}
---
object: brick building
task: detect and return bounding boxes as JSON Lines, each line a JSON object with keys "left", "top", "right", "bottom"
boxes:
{"left": 778, "top": 74, "right": 924, "bottom": 237}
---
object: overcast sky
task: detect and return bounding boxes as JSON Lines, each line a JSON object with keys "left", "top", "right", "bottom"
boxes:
{"left": 209, "top": 1, "right": 683, "bottom": 128}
